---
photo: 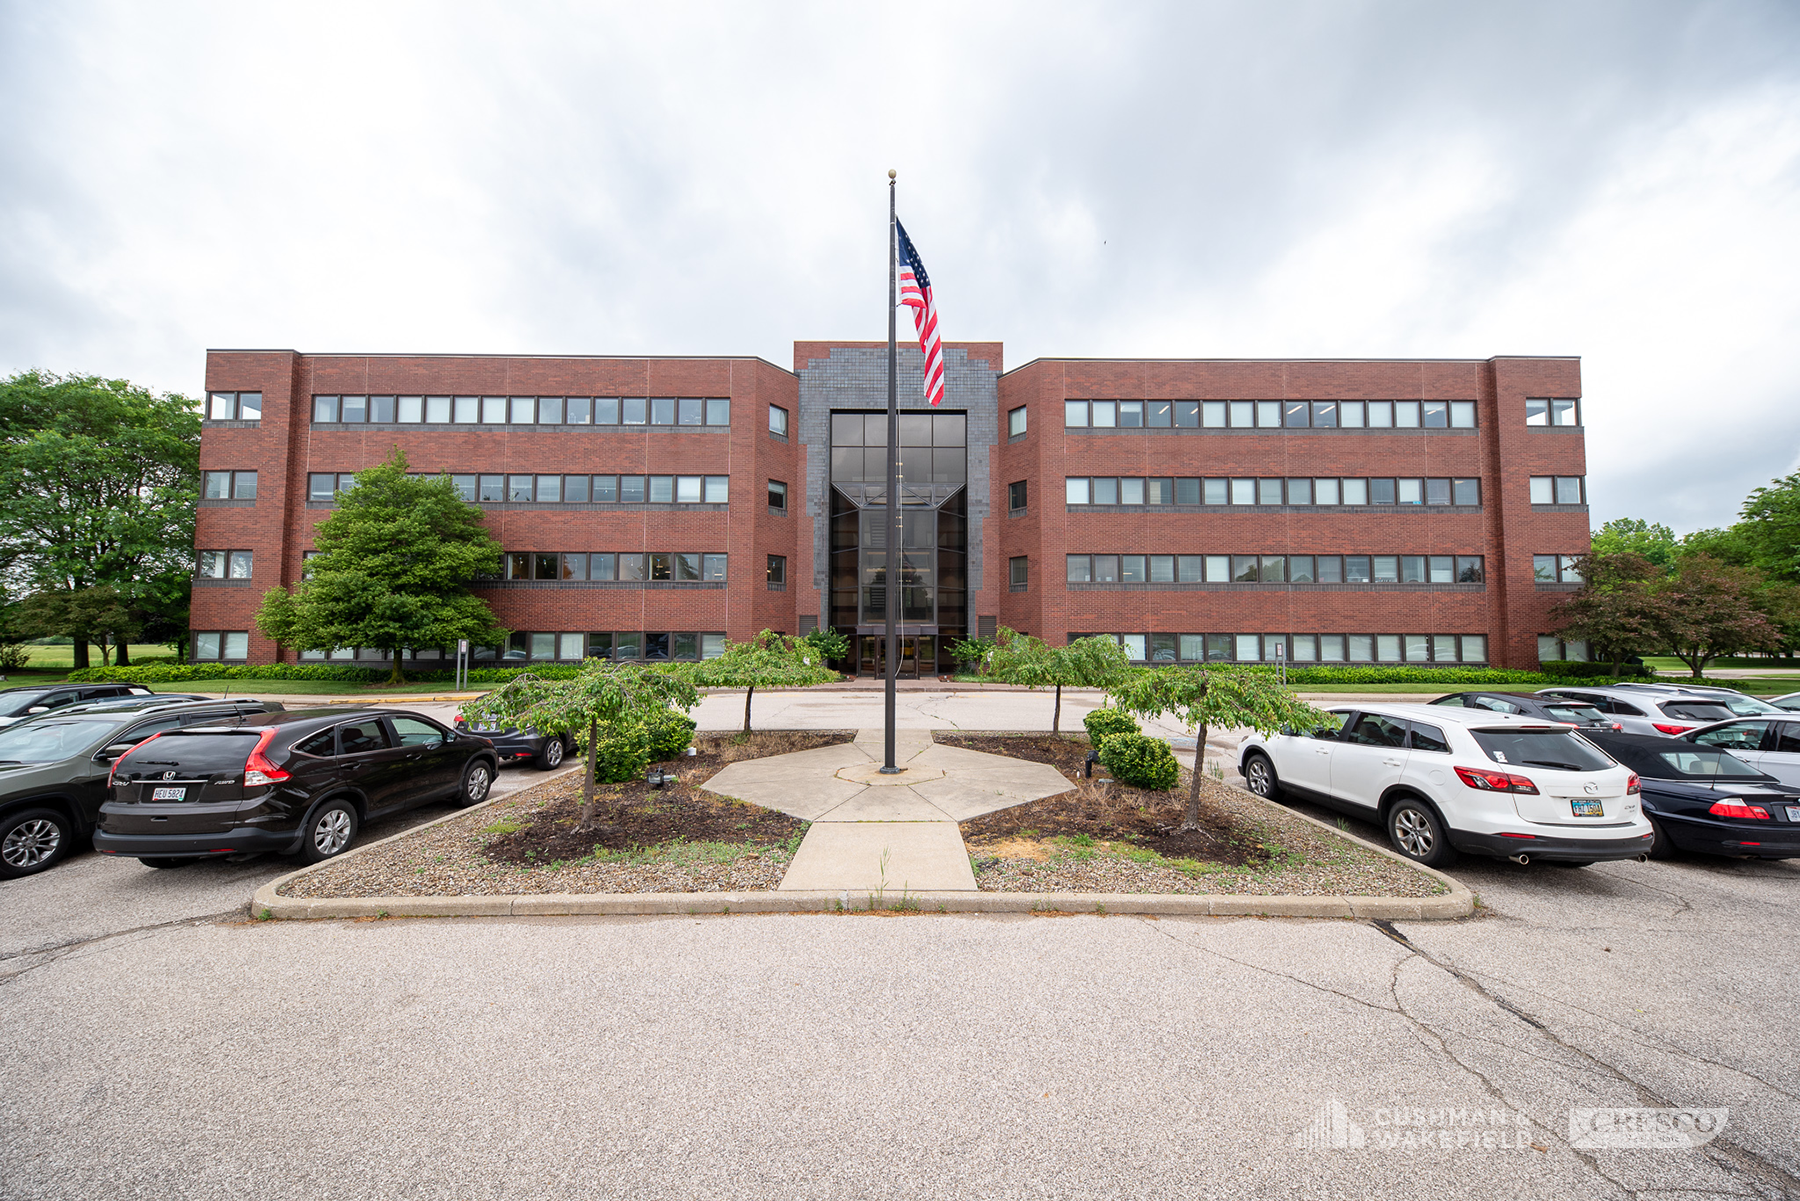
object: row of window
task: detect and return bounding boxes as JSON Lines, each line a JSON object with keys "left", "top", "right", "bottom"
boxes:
{"left": 296, "top": 632, "right": 731, "bottom": 662}
{"left": 1525, "top": 398, "right": 1581, "bottom": 426}
{"left": 1529, "top": 476, "right": 1587, "bottom": 505}
{"left": 311, "top": 394, "right": 747, "bottom": 428}
{"left": 1064, "top": 554, "right": 1485, "bottom": 585}
{"left": 207, "top": 392, "right": 262, "bottom": 421}
{"left": 1063, "top": 399, "right": 1480, "bottom": 431}
{"left": 492, "top": 552, "right": 728, "bottom": 582}
{"left": 305, "top": 472, "right": 791, "bottom": 510}
{"left": 201, "top": 471, "right": 258, "bottom": 500}
{"left": 1063, "top": 475, "right": 1481, "bottom": 508}
{"left": 1534, "top": 555, "right": 1585, "bottom": 583}
{"left": 1072, "top": 632, "right": 1490, "bottom": 664}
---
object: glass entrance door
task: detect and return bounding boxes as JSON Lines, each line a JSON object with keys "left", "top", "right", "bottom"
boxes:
{"left": 857, "top": 635, "right": 931, "bottom": 679}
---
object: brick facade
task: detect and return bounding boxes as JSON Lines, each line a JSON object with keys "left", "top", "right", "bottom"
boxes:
{"left": 192, "top": 346, "right": 1587, "bottom": 671}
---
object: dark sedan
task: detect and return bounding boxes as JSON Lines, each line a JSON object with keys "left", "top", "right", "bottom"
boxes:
{"left": 1583, "top": 730, "right": 1800, "bottom": 860}
{"left": 452, "top": 714, "right": 571, "bottom": 770}
{"left": 96, "top": 709, "right": 500, "bottom": 867}
{"left": 1427, "top": 691, "right": 1620, "bottom": 731}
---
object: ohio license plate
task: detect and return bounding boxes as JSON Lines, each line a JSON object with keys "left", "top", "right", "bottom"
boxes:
{"left": 1787, "top": 806, "right": 1800, "bottom": 823}
{"left": 1569, "top": 798, "right": 1604, "bottom": 817}
{"left": 151, "top": 786, "right": 187, "bottom": 801}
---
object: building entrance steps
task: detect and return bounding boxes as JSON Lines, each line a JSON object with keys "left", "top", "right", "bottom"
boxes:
{"left": 697, "top": 729, "right": 1074, "bottom": 892}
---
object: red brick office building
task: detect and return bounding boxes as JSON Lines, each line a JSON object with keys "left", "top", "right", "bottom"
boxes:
{"left": 191, "top": 342, "right": 1590, "bottom": 674}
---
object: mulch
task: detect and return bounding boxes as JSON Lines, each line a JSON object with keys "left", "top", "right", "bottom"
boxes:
{"left": 481, "top": 730, "right": 852, "bottom": 864}
{"left": 938, "top": 733, "right": 1272, "bottom": 867}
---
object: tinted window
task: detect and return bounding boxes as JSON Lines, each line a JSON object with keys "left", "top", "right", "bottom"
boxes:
{"left": 1691, "top": 722, "right": 1766, "bottom": 752}
{"left": 1469, "top": 729, "right": 1614, "bottom": 771}
{"left": 293, "top": 729, "right": 336, "bottom": 757}
{"left": 122, "top": 732, "right": 260, "bottom": 773}
{"left": 1428, "top": 695, "right": 1470, "bottom": 707}
{"left": 1651, "top": 748, "right": 1767, "bottom": 778}
{"left": 1775, "top": 724, "right": 1800, "bottom": 754}
{"left": 338, "top": 720, "right": 392, "bottom": 755}
{"left": 0, "top": 689, "right": 54, "bottom": 718}
{"left": 390, "top": 716, "right": 446, "bottom": 747}
{"left": 1408, "top": 723, "right": 1451, "bottom": 754}
{"left": 1658, "top": 702, "right": 1737, "bottom": 723}
{"left": 1345, "top": 715, "right": 1407, "bottom": 747}
{"left": 0, "top": 718, "right": 120, "bottom": 763}
{"left": 1309, "top": 712, "right": 1352, "bottom": 739}
{"left": 1542, "top": 704, "right": 1607, "bottom": 725}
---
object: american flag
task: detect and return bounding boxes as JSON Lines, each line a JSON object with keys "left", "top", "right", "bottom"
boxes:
{"left": 896, "top": 219, "right": 945, "bottom": 406}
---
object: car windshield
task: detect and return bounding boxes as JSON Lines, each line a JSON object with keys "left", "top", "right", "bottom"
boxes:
{"left": 1542, "top": 704, "right": 1606, "bottom": 724}
{"left": 1651, "top": 747, "right": 1767, "bottom": 779}
{"left": 0, "top": 717, "right": 121, "bottom": 764}
{"left": 0, "top": 690, "right": 54, "bottom": 719}
{"left": 1716, "top": 696, "right": 1781, "bottom": 715}
{"left": 1470, "top": 728, "right": 1616, "bottom": 772}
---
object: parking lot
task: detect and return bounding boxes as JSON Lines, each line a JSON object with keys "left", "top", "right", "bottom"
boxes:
{"left": 2, "top": 693, "right": 1797, "bottom": 1200}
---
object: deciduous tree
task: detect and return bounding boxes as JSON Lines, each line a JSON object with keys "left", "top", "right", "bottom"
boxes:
{"left": 985, "top": 629, "right": 1130, "bottom": 733}
{"left": 692, "top": 630, "right": 837, "bottom": 732}
{"left": 1589, "top": 519, "right": 1679, "bottom": 572}
{"left": 1550, "top": 552, "right": 1670, "bottom": 677}
{"left": 1652, "top": 555, "right": 1783, "bottom": 677}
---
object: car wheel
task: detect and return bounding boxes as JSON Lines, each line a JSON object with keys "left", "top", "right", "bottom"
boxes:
{"left": 533, "top": 737, "right": 566, "bottom": 771}
{"left": 298, "top": 801, "right": 359, "bottom": 864}
{"left": 457, "top": 759, "right": 494, "bottom": 807}
{"left": 1647, "top": 818, "right": 1676, "bottom": 860}
{"left": 1386, "top": 798, "right": 1458, "bottom": 868}
{"left": 1242, "top": 751, "right": 1282, "bottom": 800}
{"left": 0, "top": 808, "right": 72, "bottom": 879}
{"left": 139, "top": 857, "right": 202, "bottom": 869}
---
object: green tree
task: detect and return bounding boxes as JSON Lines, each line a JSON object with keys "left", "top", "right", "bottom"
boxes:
{"left": 255, "top": 451, "right": 505, "bottom": 684}
{"left": 798, "top": 627, "right": 851, "bottom": 665}
{"left": 1589, "top": 518, "right": 1678, "bottom": 572}
{"left": 13, "top": 586, "right": 141, "bottom": 667}
{"left": 1550, "top": 552, "right": 1670, "bottom": 677}
{"left": 460, "top": 663, "right": 700, "bottom": 830}
{"left": 1679, "top": 525, "right": 1755, "bottom": 568}
{"left": 1738, "top": 470, "right": 1800, "bottom": 583}
{"left": 692, "top": 629, "right": 837, "bottom": 732}
{"left": 1107, "top": 666, "right": 1330, "bottom": 831}
{"left": 1652, "top": 555, "right": 1784, "bottom": 677}
{"left": 0, "top": 370, "right": 200, "bottom": 669}
{"left": 985, "top": 629, "right": 1131, "bottom": 733}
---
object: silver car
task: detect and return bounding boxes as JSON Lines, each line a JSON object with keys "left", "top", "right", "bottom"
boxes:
{"left": 1682, "top": 715, "right": 1800, "bottom": 788}
{"left": 1769, "top": 692, "right": 1800, "bottom": 713}
{"left": 1536, "top": 686, "right": 1741, "bottom": 737}
{"left": 1609, "top": 682, "right": 1784, "bottom": 717}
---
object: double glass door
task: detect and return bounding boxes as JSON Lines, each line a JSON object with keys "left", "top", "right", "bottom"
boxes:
{"left": 857, "top": 635, "right": 935, "bottom": 678}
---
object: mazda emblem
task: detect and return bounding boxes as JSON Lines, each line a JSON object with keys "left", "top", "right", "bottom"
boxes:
{"left": 1583, "top": 781, "right": 1599, "bottom": 796}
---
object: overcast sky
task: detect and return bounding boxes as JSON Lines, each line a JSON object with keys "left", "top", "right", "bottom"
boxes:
{"left": 3, "top": 0, "right": 1796, "bottom": 533}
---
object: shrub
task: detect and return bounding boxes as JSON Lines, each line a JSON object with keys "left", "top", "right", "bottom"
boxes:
{"left": 643, "top": 707, "right": 697, "bottom": 761}
{"left": 588, "top": 720, "right": 653, "bottom": 784}
{"left": 1082, "top": 706, "right": 1140, "bottom": 748}
{"left": 1098, "top": 733, "right": 1180, "bottom": 791}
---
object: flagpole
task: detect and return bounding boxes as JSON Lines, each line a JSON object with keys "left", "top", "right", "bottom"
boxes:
{"left": 882, "top": 169, "right": 900, "bottom": 773}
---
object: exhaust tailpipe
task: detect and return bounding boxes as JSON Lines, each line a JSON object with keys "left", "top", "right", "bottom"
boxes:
{"left": 1509, "top": 853, "right": 1530, "bottom": 865}
{"left": 1637, "top": 853, "right": 1650, "bottom": 863}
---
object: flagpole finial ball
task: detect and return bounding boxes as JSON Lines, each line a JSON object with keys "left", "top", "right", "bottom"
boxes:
{"left": 888, "top": 169, "right": 896, "bottom": 179}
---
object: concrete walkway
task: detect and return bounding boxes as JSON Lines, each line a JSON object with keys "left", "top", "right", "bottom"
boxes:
{"left": 699, "top": 729, "right": 1073, "bottom": 894}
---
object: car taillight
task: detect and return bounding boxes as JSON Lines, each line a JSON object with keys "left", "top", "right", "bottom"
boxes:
{"left": 1611, "top": 723, "right": 1623, "bottom": 731}
{"left": 107, "top": 731, "right": 163, "bottom": 789}
{"left": 1626, "top": 773, "right": 1640, "bottom": 795}
{"left": 1709, "top": 799, "right": 1770, "bottom": 820}
{"left": 1651, "top": 722, "right": 1694, "bottom": 735}
{"left": 1454, "top": 765, "right": 1541, "bottom": 794}
{"left": 243, "top": 729, "right": 291, "bottom": 788}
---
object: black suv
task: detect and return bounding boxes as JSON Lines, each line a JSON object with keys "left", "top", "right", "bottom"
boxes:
{"left": 1427, "top": 691, "right": 1619, "bottom": 731}
{"left": 0, "top": 682, "right": 156, "bottom": 730}
{"left": 0, "top": 697, "right": 284, "bottom": 878}
{"left": 96, "top": 709, "right": 501, "bottom": 867}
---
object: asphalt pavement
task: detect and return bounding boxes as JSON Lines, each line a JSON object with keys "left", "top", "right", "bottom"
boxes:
{"left": 2, "top": 695, "right": 1797, "bottom": 1200}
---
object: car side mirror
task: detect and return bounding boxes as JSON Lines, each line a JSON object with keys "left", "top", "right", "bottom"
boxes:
{"left": 96, "top": 742, "right": 138, "bottom": 760}
{"left": 26, "top": 706, "right": 48, "bottom": 714}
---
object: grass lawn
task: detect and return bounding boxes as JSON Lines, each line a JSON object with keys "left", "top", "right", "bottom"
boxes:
{"left": 22, "top": 644, "right": 171, "bottom": 669}
{"left": 143, "top": 680, "right": 474, "bottom": 696}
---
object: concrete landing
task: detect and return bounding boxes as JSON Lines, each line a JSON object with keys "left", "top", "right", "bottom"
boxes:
{"left": 698, "top": 729, "right": 1075, "bottom": 892}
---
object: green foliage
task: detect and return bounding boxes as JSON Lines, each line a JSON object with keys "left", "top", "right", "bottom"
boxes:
{"left": 1590, "top": 519, "right": 1679, "bottom": 571}
{"left": 1737, "top": 470, "right": 1800, "bottom": 583}
{"left": 798, "top": 627, "right": 850, "bottom": 662}
{"left": 1653, "top": 555, "right": 1786, "bottom": 676}
{"left": 642, "top": 707, "right": 697, "bottom": 761}
{"left": 588, "top": 719, "right": 653, "bottom": 784}
{"left": 1550, "top": 552, "right": 1670, "bottom": 676}
{"left": 13, "top": 586, "right": 141, "bottom": 666}
{"left": 985, "top": 628, "right": 1130, "bottom": 731}
{"left": 255, "top": 451, "right": 506, "bottom": 683}
{"left": 1081, "top": 706, "right": 1140, "bottom": 748}
{"left": 460, "top": 661, "right": 700, "bottom": 741}
{"left": 1097, "top": 732, "right": 1179, "bottom": 791}
{"left": 948, "top": 634, "right": 995, "bottom": 668}
{"left": 692, "top": 630, "right": 837, "bottom": 732}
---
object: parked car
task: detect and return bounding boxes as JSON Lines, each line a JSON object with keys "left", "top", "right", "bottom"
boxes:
{"left": 452, "top": 713, "right": 571, "bottom": 769}
{"left": 1239, "top": 703, "right": 1652, "bottom": 868}
{"left": 1427, "top": 691, "right": 1619, "bottom": 730}
{"left": 96, "top": 709, "right": 501, "bottom": 867}
{"left": 0, "top": 697, "right": 285, "bottom": 878}
{"left": 1768, "top": 692, "right": 1800, "bottom": 713}
{"left": 1609, "top": 682, "right": 1785, "bottom": 717}
{"left": 1582, "top": 730, "right": 1800, "bottom": 860}
{"left": 1680, "top": 715, "right": 1800, "bottom": 789}
{"left": 0, "top": 682, "right": 156, "bottom": 729}
{"left": 1535, "top": 686, "right": 1742, "bottom": 736}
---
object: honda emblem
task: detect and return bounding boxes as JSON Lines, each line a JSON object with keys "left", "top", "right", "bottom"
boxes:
{"left": 162, "top": 771, "right": 177, "bottom": 780}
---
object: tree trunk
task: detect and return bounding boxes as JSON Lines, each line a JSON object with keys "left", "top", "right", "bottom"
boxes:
{"left": 98, "top": 635, "right": 113, "bottom": 667}
{"left": 577, "top": 717, "right": 598, "bottom": 829}
{"left": 72, "top": 641, "right": 90, "bottom": 670}
{"left": 743, "top": 685, "right": 755, "bottom": 733}
{"left": 116, "top": 641, "right": 131, "bottom": 666}
{"left": 387, "top": 648, "right": 406, "bottom": 685}
{"left": 1181, "top": 721, "right": 1210, "bottom": 831}
{"left": 1052, "top": 684, "right": 1062, "bottom": 734}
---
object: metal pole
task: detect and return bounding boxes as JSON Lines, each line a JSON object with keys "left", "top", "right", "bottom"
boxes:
{"left": 882, "top": 170, "right": 900, "bottom": 773}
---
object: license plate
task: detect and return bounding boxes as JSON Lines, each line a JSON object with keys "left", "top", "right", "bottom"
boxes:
{"left": 1787, "top": 806, "right": 1800, "bottom": 823}
{"left": 1570, "top": 798, "right": 1604, "bottom": 817}
{"left": 151, "top": 786, "right": 187, "bottom": 801}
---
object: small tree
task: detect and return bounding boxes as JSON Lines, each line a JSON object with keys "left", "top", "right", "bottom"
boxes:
{"left": 798, "top": 627, "right": 850, "bottom": 666}
{"left": 1107, "top": 666, "right": 1330, "bottom": 832}
{"left": 985, "top": 629, "right": 1129, "bottom": 733}
{"left": 460, "top": 662, "right": 699, "bottom": 830}
{"left": 14, "top": 586, "right": 141, "bottom": 667}
{"left": 1652, "top": 555, "right": 1783, "bottom": 677}
{"left": 692, "top": 630, "right": 837, "bottom": 733}
{"left": 1550, "top": 552, "right": 1670, "bottom": 678}
{"left": 256, "top": 451, "right": 505, "bottom": 684}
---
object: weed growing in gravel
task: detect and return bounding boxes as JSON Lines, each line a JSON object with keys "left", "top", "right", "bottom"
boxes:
{"left": 583, "top": 838, "right": 786, "bottom": 868}
{"left": 482, "top": 818, "right": 526, "bottom": 836}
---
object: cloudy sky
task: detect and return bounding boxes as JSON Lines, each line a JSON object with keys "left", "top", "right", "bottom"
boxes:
{"left": 3, "top": 0, "right": 1796, "bottom": 532}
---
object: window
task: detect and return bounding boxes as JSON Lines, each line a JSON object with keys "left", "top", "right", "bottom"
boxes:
{"left": 703, "top": 553, "right": 727, "bottom": 581}
{"left": 1008, "top": 480, "right": 1027, "bottom": 512}
{"left": 769, "top": 405, "right": 789, "bottom": 437}
{"left": 203, "top": 470, "right": 257, "bottom": 501}
{"left": 1527, "top": 398, "right": 1580, "bottom": 426}
{"left": 1538, "top": 636, "right": 1589, "bottom": 662}
{"left": 208, "top": 391, "right": 262, "bottom": 420}
{"left": 1535, "top": 554, "right": 1583, "bottom": 583}
{"left": 767, "top": 554, "right": 786, "bottom": 589}
{"left": 768, "top": 480, "right": 788, "bottom": 513}
{"left": 1556, "top": 476, "right": 1584, "bottom": 504}
{"left": 193, "top": 631, "right": 250, "bottom": 661}
{"left": 1008, "top": 406, "right": 1028, "bottom": 437}
{"left": 1531, "top": 475, "right": 1585, "bottom": 505}
{"left": 1010, "top": 556, "right": 1028, "bottom": 590}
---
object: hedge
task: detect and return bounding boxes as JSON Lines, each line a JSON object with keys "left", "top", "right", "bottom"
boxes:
{"left": 66, "top": 662, "right": 609, "bottom": 686}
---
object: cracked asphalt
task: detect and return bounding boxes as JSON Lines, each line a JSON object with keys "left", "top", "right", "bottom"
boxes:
{"left": 2, "top": 697, "right": 1797, "bottom": 1199}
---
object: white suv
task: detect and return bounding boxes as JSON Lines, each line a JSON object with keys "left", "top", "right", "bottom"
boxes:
{"left": 1239, "top": 703, "right": 1653, "bottom": 868}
